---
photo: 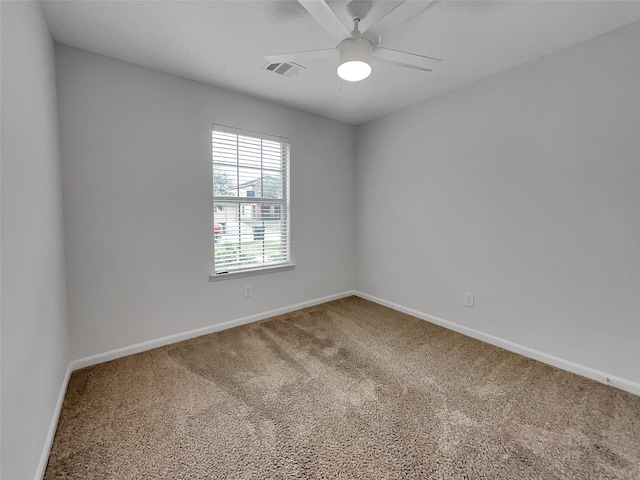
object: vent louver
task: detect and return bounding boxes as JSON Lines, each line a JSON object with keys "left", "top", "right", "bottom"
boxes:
{"left": 263, "top": 61, "right": 305, "bottom": 78}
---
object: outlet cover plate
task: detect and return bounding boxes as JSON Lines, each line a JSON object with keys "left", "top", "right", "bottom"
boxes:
{"left": 464, "top": 293, "right": 474, "bottom": 308}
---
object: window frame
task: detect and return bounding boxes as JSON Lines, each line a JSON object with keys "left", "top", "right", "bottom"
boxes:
{"left": 209, "top": 125, "right": 294, "bottom": 281}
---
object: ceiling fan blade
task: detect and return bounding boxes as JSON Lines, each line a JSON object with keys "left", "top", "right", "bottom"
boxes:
{"left": 372, "top": 47, "right": 441, "bottom": 72}
{"left": 298, "top": 0, "right": 351, "bottom": 42}
{"left": 363, "top": 0, "right": 435, "bottom": 44}
{"left": 265, "top": 48, "right": 336, "bottom": 65}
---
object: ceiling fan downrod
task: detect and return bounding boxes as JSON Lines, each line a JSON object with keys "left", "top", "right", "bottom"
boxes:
{"left": 351, "top": 17, "right": 362, "bottom": 37}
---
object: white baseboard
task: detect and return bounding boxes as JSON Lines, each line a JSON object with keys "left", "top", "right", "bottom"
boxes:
{"left": 34, "top": 363, "right": 72, "bottom": 480}
{"left": 70, "top": 290, "right": 357, "bottom": 372}
{"left": 354, "top": 291, "right": 640, "bottom": 397}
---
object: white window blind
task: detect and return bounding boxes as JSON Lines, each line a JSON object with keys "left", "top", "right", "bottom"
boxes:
{"left": 212, "top": 125, "right": 291, "bottom": 275}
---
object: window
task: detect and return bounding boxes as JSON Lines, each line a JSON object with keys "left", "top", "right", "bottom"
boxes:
{"left": 211, "top": 125, "right": 292, "bottom": 278}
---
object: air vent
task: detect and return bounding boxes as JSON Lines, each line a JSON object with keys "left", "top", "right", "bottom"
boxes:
{"left": 263, "top": 61, "right": 306, "bottom": 78}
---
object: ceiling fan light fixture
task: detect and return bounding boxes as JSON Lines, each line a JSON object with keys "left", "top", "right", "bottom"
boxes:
{"left": 337, "top": 37, "right": 373, "bottom": 82}
{"left": 337, "top": 60, "right": 371, "bottom": 82}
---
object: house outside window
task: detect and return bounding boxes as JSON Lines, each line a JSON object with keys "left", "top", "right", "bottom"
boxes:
{"left": 211, "top": 125, "right": 292, "bottom": 278}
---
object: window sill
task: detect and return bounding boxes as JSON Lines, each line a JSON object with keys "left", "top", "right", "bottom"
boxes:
{"left": 209, "top": 263, "right": 295, "bottom": 282}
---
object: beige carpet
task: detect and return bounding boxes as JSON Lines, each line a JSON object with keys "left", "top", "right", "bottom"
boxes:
{"left": 45, "top": 297, "right": 640, "bottom": 479}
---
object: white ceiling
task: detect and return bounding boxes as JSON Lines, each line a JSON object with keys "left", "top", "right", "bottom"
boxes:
{"left": 40, "top": 0, "right": 640, "bottom": 125}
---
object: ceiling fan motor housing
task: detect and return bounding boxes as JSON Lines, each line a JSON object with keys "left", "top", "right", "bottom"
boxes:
{"left": 338, "top": 37, "right": 373, "bottom": 65}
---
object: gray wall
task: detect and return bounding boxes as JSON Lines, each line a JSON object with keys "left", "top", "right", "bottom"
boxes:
{"left": 1, "top": 2, "right": 70, "bottom": 479}
{"left": 356, "top": 22, "right": 640, "bottom": 384}
{"left": 55, "top": 45, "right": 356, "bottom": 361}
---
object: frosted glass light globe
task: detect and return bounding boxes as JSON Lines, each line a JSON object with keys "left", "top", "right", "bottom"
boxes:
{"left": 337, "top": 60, "right": 372, "bottom": 82}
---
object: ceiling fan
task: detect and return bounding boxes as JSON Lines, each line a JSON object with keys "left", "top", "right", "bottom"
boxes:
{"left": 266, "top": 0, "right": 441, "bottom": 82}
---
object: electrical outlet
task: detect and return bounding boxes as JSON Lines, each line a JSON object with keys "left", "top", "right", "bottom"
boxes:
{"left": 464, "top": 293, "right": 474, "bottom": 308}
{"left": 244, "top": 284, "right": 252, "bottom": 297}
